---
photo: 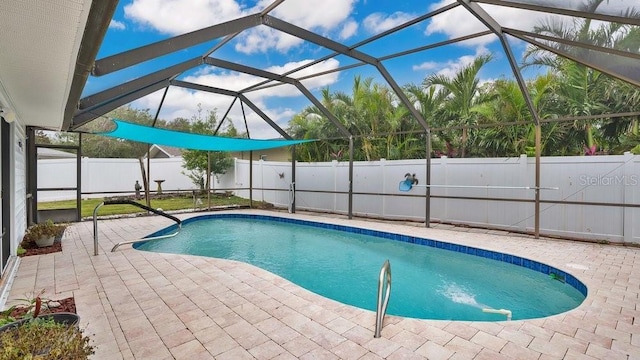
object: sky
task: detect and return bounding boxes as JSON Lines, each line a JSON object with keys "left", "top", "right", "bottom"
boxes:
{"left": 84, "top": 0, "right": 631, "bottom": 139}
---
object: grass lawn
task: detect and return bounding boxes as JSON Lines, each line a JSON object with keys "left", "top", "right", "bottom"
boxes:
{"left": 38, "top": 194, "right": 253, "bottom": 218}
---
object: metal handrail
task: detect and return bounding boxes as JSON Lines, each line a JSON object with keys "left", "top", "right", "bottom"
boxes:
{"left": 374, "top": 259, "right": 392, "bottom": 338}
{"left": 93, "top": 199, "right": 182, "bottom": 255}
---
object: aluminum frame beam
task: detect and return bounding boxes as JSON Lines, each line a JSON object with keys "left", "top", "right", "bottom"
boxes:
{"left": 214, "top": 97, "right": 238, "bottom": 135}
{"left": 263, "top": 16, "right": 378, "bottom": 65}
{"left": 203, "top": 57, "right": 351, "bottom": 137}
{"left": 379, "top": 30, "right": 494, "bottom": 61}
{"left": 504, "top": 28, "right": 640, "bottom": 61}
{"left": 458, "top": 0, "right": 541, "bottom": 125}
{"left": 238, "top": 94, "right": 291, "bottom": 139}
{"left": 170, "top": 78, "right": 291, "bottom": 139}
{"left": 170, "top": 79, "right": 239, "bottom": 97}
{"left": 80, "top": 58, "right": 203, "bottom": 111}
{"left": 376, "top": 64, "right": 430, "bottom": 131}
{"left": 459, "top": 0, "right": 543, "bottom": 237}
{"left": 245, "top": 30, "right": 493, "bottom": 94}
{"left": 242, "top": 2, "right": 460, "bottom": 93}
{"left": 73, "top": 79, "right": 171, "bottom": 127}
{"left": 93, "top": 14, "right": 263, "bottom": 75}
{"left": 473, "top": 0, "right": 640, "bottom": 26}
{"left": 292, "top": 81, "right": 351, "bottom": 137}
{"left": 263, "top": 15, "right": 430, "bottom": 131}
{"left": 513, "top": 34, "right": 640, "bottom": 88}
{"left": 204, "top": 57, "right": 292, "bottom": 84}
{"left": 63, "top": 0, "right": 119, "bottom": 130}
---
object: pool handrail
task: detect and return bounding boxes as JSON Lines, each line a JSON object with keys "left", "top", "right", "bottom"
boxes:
{"left": 92, "top": 199, "right": 182, "bottom": 255}
{"left": 374, "top": 259, "right": 392, "bottom": 338}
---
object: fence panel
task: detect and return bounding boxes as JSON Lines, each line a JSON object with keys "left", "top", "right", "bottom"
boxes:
{"left": 38, "top": 154, "right": 639, "bottom": 243}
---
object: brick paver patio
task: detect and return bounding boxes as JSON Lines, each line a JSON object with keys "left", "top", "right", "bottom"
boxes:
{"left": 4, "top": 210, "right": 640, "bottom": 359}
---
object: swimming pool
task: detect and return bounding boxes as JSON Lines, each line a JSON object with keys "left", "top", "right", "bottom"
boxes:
{"left": 134, "top": 214, "right": 586, "bottom": 321}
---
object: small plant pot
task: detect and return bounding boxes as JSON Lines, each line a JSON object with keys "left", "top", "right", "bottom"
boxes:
{"left": 0, "top": 312, "right": 79, "bottom": 333}
{"left": 35, "top": 236, "right": 55, "bottom": 248}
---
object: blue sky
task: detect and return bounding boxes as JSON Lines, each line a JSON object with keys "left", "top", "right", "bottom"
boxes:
{"left": 86, "top": 0, "right": 567, "bottom": 139}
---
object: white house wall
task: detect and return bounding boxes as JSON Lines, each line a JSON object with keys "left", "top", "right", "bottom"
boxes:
{"left": 12, "top": 121, "right": 26, "bottom": 254}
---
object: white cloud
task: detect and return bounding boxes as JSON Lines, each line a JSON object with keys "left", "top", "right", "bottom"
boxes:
{"left": 363, "top": 12, "right": 415, "bottom": 34}
{"left": 434, "top": 55, "right": 477, "bottom": 78}
{"left": 109, "top": 19, "right": 126, "bottom": 30}
{"left": 412, "top": 61, "right": 439, "bottom": 71}
{"left": 425, "top": 2, "right": 489, "bottom": 46}
{"left": 234, "top": 27, "right": 302, "bottom": 54}
{"left": 131, "top": 59, "right": 342, "bottom": 138}
{"left": 183, "top": 59, "right": 340, "bottom": 97}
{"left": 339, "top": 19, "right": 358, "bottom": 40}
{"left": 132, "top": 88, "right": 291, "bottom": 139}
{"left": 413, "top": 47, "right": 490, "bottom": 78}
{"left": 124, "top": 0, "right": 357, "bottom": 54}
{"left": 425, "top": 1, "right": 565, "bottom": 47}
{"left": 235, "top": 0, "right": 357, "bottom": 53}
{"left": 272, "top": 59, "right": 341, "bottom": 87}
{"left": 268, "top": 0, "right": 356, "bottom": 31}
{"left": 124, "top": 0, "right": 244, "bottom": 35}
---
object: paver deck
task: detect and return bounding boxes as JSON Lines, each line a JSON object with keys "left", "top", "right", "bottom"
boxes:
{"left": 4, "top": 210, "right": 640, "bottom": 359}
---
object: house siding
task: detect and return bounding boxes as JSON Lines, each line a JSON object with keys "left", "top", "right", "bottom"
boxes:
{"left": 12, "top": 122, "right": 26, "bottom": 251}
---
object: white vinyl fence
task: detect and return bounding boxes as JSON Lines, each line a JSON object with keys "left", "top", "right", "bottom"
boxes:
{"left": 231, "top": 154, "right": 639, "bottom": 244}
{"left": 38, "top": 154, "right": 639, "bottom": 243}
{"left": 38, "top": 157, "right": 196, "bottom": 201}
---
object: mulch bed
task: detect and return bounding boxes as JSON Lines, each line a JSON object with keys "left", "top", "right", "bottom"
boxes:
{"left": 21, "top": 240, "right": 63, "bottom": 257}
{"left": 6, "top": 297, "right": 76, "bottom": 318}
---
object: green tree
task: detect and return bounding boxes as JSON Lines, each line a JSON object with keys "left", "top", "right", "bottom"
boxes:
{"left": 404, "top": 83, "right": 448, "bottom": 157}
{"left": 166, "top": 117, "right": 192, "bottom": 132}
{"left": 423, "top": 54, "right": 495, "bottom": 157}
{"left": 71, "top": 105, "right": 155, "bottom": 158}
{"left": 599, "top": 78, "right": 640, "bottom": 153}
{"left": 522, "top": 0, "right": 640, "bottom": 154}
{"left": 470, "top": 74, "right": 576, "bottom": 156}
{"left": 181, "top": 109, "right": 233, "bottom": 189}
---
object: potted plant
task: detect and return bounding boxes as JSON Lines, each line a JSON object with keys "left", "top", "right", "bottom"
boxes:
{"left": 22, "top": 220, "right": 63, "bottom": 248}
{"left": 0, "top": 291, "right": 93, "bottom": 359}
{"left": 0, "top": 317, "right": 93, "bottom": 359}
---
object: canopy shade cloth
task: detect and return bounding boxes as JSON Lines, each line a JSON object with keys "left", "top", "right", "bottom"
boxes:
{"left": 98, "top": 119, "right": 314, "bottom": 151}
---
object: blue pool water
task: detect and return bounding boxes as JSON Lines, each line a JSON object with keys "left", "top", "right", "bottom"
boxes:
{"left": 134, "top": 215, "right": 586, "bottom": 321}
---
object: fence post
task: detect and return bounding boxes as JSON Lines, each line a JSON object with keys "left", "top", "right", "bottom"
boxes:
{"left": 441, "top": 156, "right": 448, "bottom": 221}
{"left": 332, "top": 160, "right": 338, "bottom": 212}
{"left": 348, "top": 136, "right": 354, "bottom": 219}
{"left": 381, "top": 159, "right": 386, "bottom": 217}
{"left": 519, "top": 154, "right": 528, "bottom": 233}
{"left": 623, "top": 152, "right": 634, "bottom": 243}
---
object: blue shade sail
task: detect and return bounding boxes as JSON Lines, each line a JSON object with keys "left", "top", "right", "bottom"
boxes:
{"left": 98, "top": 119, "right": 313, "bottom": 151}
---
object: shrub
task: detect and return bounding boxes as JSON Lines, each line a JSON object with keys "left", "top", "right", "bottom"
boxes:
{"left": 21, "top": 220, "right": 66, "bottom": 248}
{"left": 0, "top": 318, "right": 94, "bottom": 359}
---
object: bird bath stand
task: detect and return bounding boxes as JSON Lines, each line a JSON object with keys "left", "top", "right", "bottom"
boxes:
{"left": 154, "top": 180, "right": 165, "bottom": 195}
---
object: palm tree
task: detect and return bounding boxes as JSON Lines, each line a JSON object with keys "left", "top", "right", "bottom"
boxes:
{"left": 423, "top": 54, "right": 494, "bottom": 157}
{"left": 522, "top": 0, "right": 640, "bottom": 154}
{"left": 404, "top": 83, "right": 447, "bottom": 157}
{"left": 599, "top": 78, "right": 640, "bottom": 153}
{"left": 471, "top": 74, "right": 580, "bottom": 156}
